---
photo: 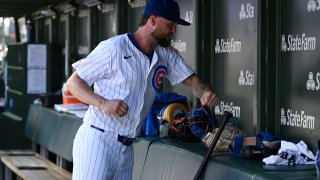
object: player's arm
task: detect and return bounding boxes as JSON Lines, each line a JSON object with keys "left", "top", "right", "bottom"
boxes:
{"left": 182, "top": 74, "right": 220, "bottom": 107}
{"left": 66, "top": 72, "right": 128, "bottom": 117}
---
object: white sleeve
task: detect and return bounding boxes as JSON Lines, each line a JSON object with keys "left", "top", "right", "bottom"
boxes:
{"left": 165, "top": 47, "right": 194, "bottom": 85}
{"left": 72, "top": 41, "right": 113, "bottom": 86}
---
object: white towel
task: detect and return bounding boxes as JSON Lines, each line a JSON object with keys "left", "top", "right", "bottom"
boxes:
{"left": 263, "top": 140, "right": 316, "bottom": 165}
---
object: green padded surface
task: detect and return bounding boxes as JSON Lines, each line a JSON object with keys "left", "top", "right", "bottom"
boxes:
{"left": 25, "top": 104, "right": 42, "bottom": 140}
{"left": 138, "top": 139, "right": 317, "bottom": 180}
{"left": 47, "top": 111, "right": 82, "bottom": 161}
{"left": 25, "top": 105, "right": 318, "bottom": 179}
{"left": 204, "top": 155, "right": 274, "bottom": 180}
{"left": 34, "top": 107, "right": 60, "bottom": 148}
{"left": 204, "top": 153, "right": 316, "bottom": 180}
{"left": 132, "top": 138, "right": 158, "bottom": 180}
{"left": 154, "top": 139, "right": 208, "bottom": 155}
{"left": 25, "top": 104, "right": 82, "bottom": 161}
{"left": 140, "top": 141, "right": 204, "bottom": 180}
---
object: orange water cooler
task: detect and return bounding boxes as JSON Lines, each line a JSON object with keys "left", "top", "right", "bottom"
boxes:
{"left": 62, "top": 83, "right": 81, "bottom": 104}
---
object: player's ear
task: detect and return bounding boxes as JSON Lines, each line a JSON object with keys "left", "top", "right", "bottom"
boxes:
{"left": 149, "top": 15, "right": 157, "bottom": 26}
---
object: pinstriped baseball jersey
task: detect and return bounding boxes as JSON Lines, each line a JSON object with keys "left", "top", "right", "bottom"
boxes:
{"left": 72, "top": 33, "right": 194, "bottom": 138}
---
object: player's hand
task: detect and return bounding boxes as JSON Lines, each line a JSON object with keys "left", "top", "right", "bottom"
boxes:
{"left": 99, "top": 99, "right": 128, "bottom": 117}
{"left": 200, "top": 90, "right": 220, "bottom": 108}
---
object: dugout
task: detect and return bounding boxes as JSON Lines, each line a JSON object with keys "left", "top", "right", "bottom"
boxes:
{"left": 97, "top": 1, "right": 119, "bottom": 41}
{"left": 164, "top": 0, "right": 198, "bottom": 106}
{"left": 54, "top": 1, "right": 77, "bottom": 81}
{"left": 0, "top": 0, "right": 318, "bottom": 151}
{"left": 0, "top": 0, "right": 319, "bottom": 179}
{"left": 278, "top": 0, "right": 320, "bottom": 151}
{"left": 211, "top": 0, "right": 264, "bottom": 135}
{"left": 209, "top": 0, "right": 320, "bottom": 151}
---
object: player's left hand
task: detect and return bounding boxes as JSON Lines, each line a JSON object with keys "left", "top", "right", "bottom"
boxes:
{"left": 200, "top": 90, "right": 220, "bottom": 107}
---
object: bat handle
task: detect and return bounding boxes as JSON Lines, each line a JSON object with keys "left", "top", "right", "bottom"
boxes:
{"left": 224, "top": 111, "right": 233, "bottom": 119}
{"left": 193, "top": 111, "right": 233, "bottom": 180}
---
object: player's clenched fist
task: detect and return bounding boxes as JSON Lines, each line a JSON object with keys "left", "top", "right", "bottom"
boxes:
{"left": 99, "top": 99, "right": 129, "bottom": 117}
{"left": 200, "top": 90, "right": 220, "bottom": 108}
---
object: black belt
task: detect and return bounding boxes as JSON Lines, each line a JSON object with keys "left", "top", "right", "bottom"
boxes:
{"left": 90, "top": 125, "right": 136, "bottom": 146}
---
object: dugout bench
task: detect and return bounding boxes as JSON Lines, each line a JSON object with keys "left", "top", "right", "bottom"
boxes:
{"left": 139, "top": 139, "right": 317, "bottom": 180}
{"left": 0, "top": 104, "right": 77, "bottom": 180}
{"left": 1, "top": 104, "right": 318, "bottom": 180}
{"left": 0, "top": 104, "right": 158, "bottom": 180}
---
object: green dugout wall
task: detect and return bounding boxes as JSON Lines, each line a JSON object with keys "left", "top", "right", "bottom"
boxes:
{"left": 279, "top": 0, "right": 320, "bottom": 151}
{"left": 212, "top": 0, "right": 262, "bottom": 134}
{"left": 169, "top": 0, "right": 198, "bottom": 105}
{"left": 211, "top": 0, "right": 320, "bottom": 150}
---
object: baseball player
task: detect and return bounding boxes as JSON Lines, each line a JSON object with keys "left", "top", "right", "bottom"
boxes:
{"left": 66, "top": 0, "right": 220, "bottom": 179}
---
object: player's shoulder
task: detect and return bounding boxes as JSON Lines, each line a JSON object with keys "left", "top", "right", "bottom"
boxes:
{"left": 103, "top": 34, "right": 129, "bottom": 47}
{"left": 94, "top": 34, "right": 129, "bottom": 52}
{"left": 156, "top": 45, "right": 179, "bottom": 58}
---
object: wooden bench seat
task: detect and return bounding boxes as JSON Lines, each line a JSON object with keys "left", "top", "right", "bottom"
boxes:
{"left": 1, "top": 154, "right": 71, "bottom": 180}
{"left": 0, "top": 150, "right": 36, "bottom": 156}
{"left": 0, "top": 150, "right": 36, "bottom": 179}
{"left": 0, "top": 104, "right": 80, "bottom": 180}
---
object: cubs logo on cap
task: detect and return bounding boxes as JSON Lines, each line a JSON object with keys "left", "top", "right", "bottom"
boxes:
{"left": 152, "top": 65, "right": 167, "bottom": 92}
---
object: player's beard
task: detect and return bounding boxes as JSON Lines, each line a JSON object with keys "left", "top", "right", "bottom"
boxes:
{"left": 151, "top": 30, "right": 172, "bottom": 47}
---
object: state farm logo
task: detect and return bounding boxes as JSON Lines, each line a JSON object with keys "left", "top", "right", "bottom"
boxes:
{"left": 184, "top": 11, "right": 194, "bottom": 24}
{"left": 171, "top": 39, "right": 187, "bottom": 52}
{"left": 239, "top": 3, "right": 254, "bottom": 20}
{"left": 281, "top": 34, "right": 316, "bottom": 52}
{"left": 128, "top": 0, "right": 146, "bottom": 8}
{"left": 306, "top": 72, "right": 320, "bottom": 90}
{"left": 215, "top": 101, "right": 241, "bottom": 118}
{"left": 214, "top": 38, "right": 241, "bottom": 53}
{"left": 238, "top": 70, "right": 254, "bottom": 86}
{"left": 307, "top": 0, "right": 320, "bottom": 12}
{"left": 280, "top": 107, "right": 315, "bottom": 130}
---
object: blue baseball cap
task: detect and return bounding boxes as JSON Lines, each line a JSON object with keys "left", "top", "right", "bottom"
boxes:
{"left": 144, "top": 0, "right": 191, "bottom": 26}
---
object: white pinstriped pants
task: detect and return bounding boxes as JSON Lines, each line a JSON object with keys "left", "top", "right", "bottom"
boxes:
{"left": 72, "top": 123, "right": 134, "bottom": 180}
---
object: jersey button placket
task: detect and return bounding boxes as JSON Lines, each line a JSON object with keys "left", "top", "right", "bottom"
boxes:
{"left": 133, "top": 59, "right": 149, "bottom": 135}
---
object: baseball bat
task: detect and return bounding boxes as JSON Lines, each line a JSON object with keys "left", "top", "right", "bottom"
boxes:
{"left": 193, "top": 111, "right": 233, "bottom": 180}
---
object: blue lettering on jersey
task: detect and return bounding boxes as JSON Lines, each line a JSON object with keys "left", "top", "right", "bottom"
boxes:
{"left": 152, "top": 65, "right": 167, "bottom": 92}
